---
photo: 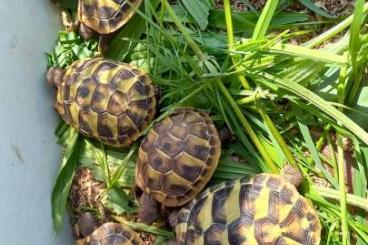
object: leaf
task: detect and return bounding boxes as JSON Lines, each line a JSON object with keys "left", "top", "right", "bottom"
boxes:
{"left": 297, "top": 120, "right": 338, "bottom": 188}
{"left": 257, "top": 73, "right": 368, "bottom": 145}
{"left": 298, "top": 0, "right": 335, "bottom": 18}
{"left": 180, "top": 0, "right": 211, "bottom": 30}
{"left": 109, "top": 146, "right": 136, "bottom": 189}
{"left": 346, "top": 0, "right": 366, "bottom": 105}
{"left": 104, "top": 188, "right": 137, "bottom": 215}
{"left": 208, "top": 10, "right": 309, "bottom": 32}
{"left": 51, "top": 128, "right": 80, "bottom": 233}
{"left": 252, "top": 0, "right": 279, "bottom": 40}
{"left": 112, "top": 216, "right": 174, "bottom": 238}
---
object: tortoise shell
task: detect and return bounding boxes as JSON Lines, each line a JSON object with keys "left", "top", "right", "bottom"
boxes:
{"left": 56, "top": 58, "right": 156, "bottom": 147}
{"left": 175, "top": 173, "right": 321, "bottom": 245}
{"left": 136, "top": 109, "right": 221, "bottom": 207}
{"left": 78, "top": 0, "right": 142, "bottom": 34}
{"left": 76, "top": 222, "right": 143, "bottom": 245}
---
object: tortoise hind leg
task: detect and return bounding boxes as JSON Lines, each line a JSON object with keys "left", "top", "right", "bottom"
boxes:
{"left": 138, "top": 193, "right": 160, "bottom": 225}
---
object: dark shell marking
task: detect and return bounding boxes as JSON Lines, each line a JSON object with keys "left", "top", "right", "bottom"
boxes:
{"left": 176, "top": 174, "right": 321, "bottom": 245}
{"left": 136, "top": 109, "right": 221, "bottom": 207}
{"left": 78, "top": 0, "right": 143, "bottom": 34}
{"left": 56, "top": 58, "right": 156, "bottom": 147}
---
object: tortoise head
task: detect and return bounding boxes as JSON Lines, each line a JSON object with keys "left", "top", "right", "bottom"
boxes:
{"left": 138, "top": 192, "right": 160, "bottom": 225}
{"left": 46, "top": 66, "right": 65, "bottom": 89}
{"left": 281, "top": 165, "right": 303, "bottom": 188}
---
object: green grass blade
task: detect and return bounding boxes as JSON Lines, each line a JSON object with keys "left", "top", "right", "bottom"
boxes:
{"left": 180, "top": 0, "right": 211, "bottom": 30}
{"left": 314, "top": 186, "right": 368, "bottom": 212}
{"left": 223, "top": 0, "right": 234, "bottom": 46}
{"left": 298, "top": 0, "right": 335, "bottom": 18}
{"left": 297, "top": 121, "right": 338, "bottom": 188}
{"left": 252, "top": 0, "right": 279, "bottom": 40}
{"left": 51, "top": 128, "right": 79, "bottom": 233}
{"left": 216, "top": 79, "right": 278, "bottom": 173}
{"left": 109, "top": 147, "right": 136, "bottom": 189}
{"left": 304, "top": 3, "right": 368, "bottom": 48}
{"left": 112, "top": 216, "right": 174, "bottom": 238}
{"left": 259, "top": 73, "right": 368, "bottom": 145}
{"left": 337, "top": 135, "right": 349, "bottom": 245}
{"left": 269, "top": 42, "right": 348, "bottom": 65}
{"left": 346, "top": 0, "right": 366, "bottom": 105}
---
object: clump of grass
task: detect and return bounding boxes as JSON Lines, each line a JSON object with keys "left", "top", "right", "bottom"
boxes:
{"left": 49, "top": 0, "right": 368, "bottom": 243}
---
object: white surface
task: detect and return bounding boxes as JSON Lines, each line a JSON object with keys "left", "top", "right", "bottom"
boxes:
{"left": 0, "top": 1, "right": 73, "bottom": 244}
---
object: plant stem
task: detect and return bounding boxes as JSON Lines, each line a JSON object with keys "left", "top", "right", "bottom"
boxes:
{"left": 216, "top": 79, "right": 278, "bottom": 173}
{"left": 258, "top": 106, "right": 297, "bottom": 167}
{"left": 337, "top": 135, "right": 349, "bottom": 245}
{"left": 303, "top": 2, "right": 368, "bottom": 48}
{"left": 223, "top": 0, "right": 250, "bottom": 89}
{"left": 223, "top": 0, "right": 234, "bottom": 47}
{"left": 314, "top": 186, "right": 368, "bottom": 212}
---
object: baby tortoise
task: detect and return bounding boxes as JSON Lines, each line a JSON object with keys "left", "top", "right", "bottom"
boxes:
{"left": 78, "top": 0, "right": 142, "bottom": 39}
{"left": 174, "top": 166, "right": 321, "bottom": 245}
{"left": 76, "top": 222, "right": 144, "bottom": 245}
{"left": 135, "top": 108, "right": 221, "bottom": 224}
{"left": 47, "top": 58, "right": 156, "bottom": 147}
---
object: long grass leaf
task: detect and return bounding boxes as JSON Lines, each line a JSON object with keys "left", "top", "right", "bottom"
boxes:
{"left": 346, "top": 0, "right": 366, "bottom": 105}
{"left": 252, "top": 0, "right": 279, "bottom": 40}
{"left": 180, "top": 0, "right": 211, "bottom": 30}
{"left": 51, "top": 128, "right": 79, "bottom": 233}
{"left": 298, "top": 0, "right": 335, "bottom": 18}
{"left": 337, "top": 135, "right": 349, "bottom": 245}
{"left": 258, "top": 73, "right": 368, "bottom": 145}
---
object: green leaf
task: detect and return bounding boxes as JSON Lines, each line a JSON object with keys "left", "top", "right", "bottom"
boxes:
{"left": 51, "top": 128, "right": 80, "bottom": 234}
{"left": 258, "top": 73, "right": 368, "bottom": 145}
{"left": 113, "top": 216, "right": 174, "bottom": 238}
{"left": 104, "top": 188, "right": 137, "bottom": 215}
{"left": 297, "top": 120, "right": 338, "bottom": 188}
{"left": 208, "top": 10, "right": 308, "bottom": 32}
{"left": 346, "top": 0, "right": 366, "bottom": 105}
{"left": 298, "top": 0, "right": 335, "bottom": 18}
{"left": 180, "top": 0, "right": 211, "bottom": 30}
{"left": 252, "top": 0, "right": 279, "bottom": 40}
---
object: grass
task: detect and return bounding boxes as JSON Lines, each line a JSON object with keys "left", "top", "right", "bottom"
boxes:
{"left": 49, "top": 0, "right": 368, "bottom": 244}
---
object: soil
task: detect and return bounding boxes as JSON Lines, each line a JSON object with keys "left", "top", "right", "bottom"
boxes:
{"left": 69, "top": 168, "right": 110, "bottom": 238}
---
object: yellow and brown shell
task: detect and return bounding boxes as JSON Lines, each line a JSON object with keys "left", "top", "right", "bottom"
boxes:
{"left": 78, "top": 0, "right": 142, "bottom": 34}
{"left": 56, "top": 58, "right": 156, "bottom": 147}
{"left": 136, "top": 108, "right": 221, "bottom": 207}
{"left": 175, "top": 173, "right": 321, "bottom": 245}
{"left": 76, "top": 222, "right": 144, "bottom": 245}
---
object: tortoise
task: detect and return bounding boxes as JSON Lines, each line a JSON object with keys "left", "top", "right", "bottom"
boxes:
{"left": 76, "top": 222, "right": 144, "bottom": 245}
{"left": 46, "top": 58, "right": 156, "bottom": 147}
{"left": 78, "top": 0, "right": 143, "bottom": 39}
{"left": 135, "top": 108, "right": 222, "bottom": 224}
{"left": 173, "top": 166, "right": 321, "bottom": 245}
